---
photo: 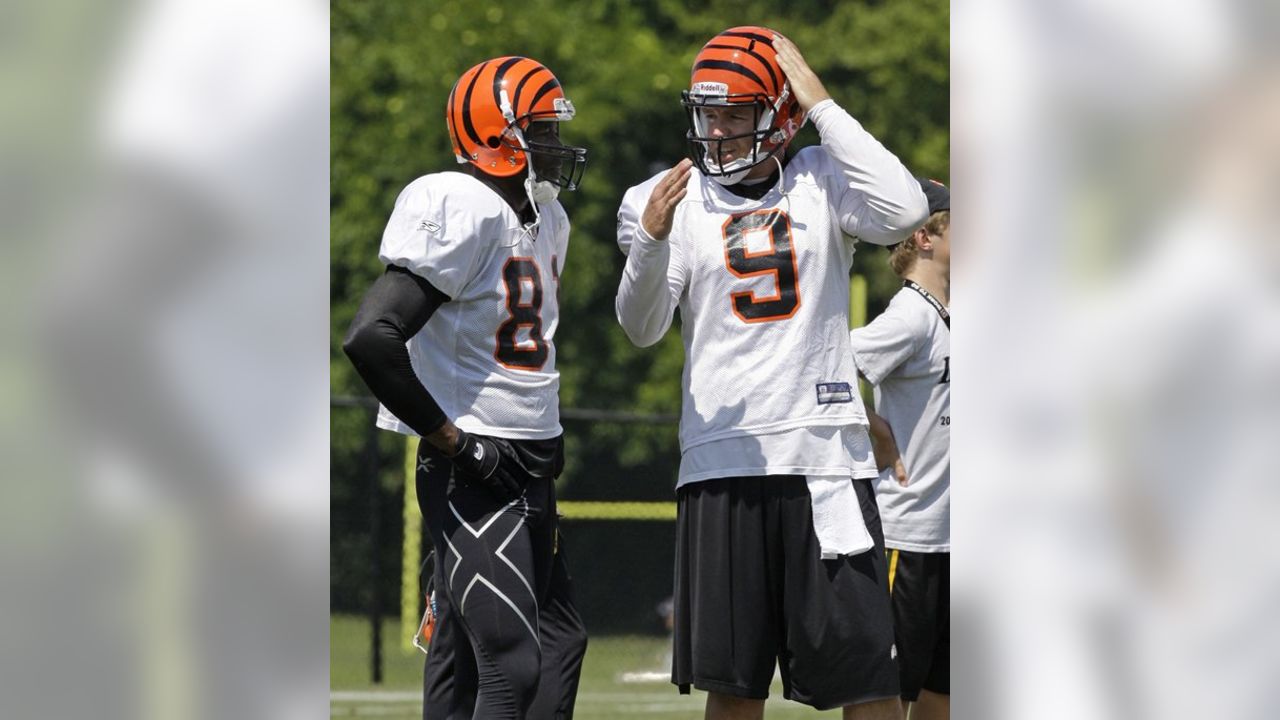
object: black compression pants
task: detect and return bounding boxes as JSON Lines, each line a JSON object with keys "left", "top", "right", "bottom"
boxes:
{"left": 416, "top": 438, "right": 587, "bottom": 719}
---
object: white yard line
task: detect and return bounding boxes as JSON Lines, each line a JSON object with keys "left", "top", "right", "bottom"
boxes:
{"left": 330, "top": 690, "right": 703, "bottom": 704}
{"left": 330, "top": 690, "right": 420, "bottom": 703}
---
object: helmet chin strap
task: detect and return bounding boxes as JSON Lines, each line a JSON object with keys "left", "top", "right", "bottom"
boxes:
{"left": 701, "top": 136, "right": 754, "bottom": 185}
{"left": 521, "top": 172, "right": 544, "bottom": 233}
{"left": 707, "top": 150, "right": 782, "bottom": 187}
{"left": 525, "top": 171, "right": 560, "bottom": 205}
{"left": 709, "top": 164, "right": 751, "bottom": 186}
{"left": 522, "top": 145, "right": 560, "bottom": 230}
{"left": 511, "top": 124, "right": 560, "bottom": 232}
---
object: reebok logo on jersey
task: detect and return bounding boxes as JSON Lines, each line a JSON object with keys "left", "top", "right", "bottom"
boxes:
{"left": 816, "top": 382, "right": 853, "bottom": 404}
{"left": 417, "top": 220, "right": 441, "bottom": 233}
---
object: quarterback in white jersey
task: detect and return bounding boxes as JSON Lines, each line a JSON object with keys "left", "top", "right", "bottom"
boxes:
{"left": 616, "top": 54, "right": 926, "bottom": 486}
{"left": 343, "top": 57, "right": 588, "bottom": 720}
{"left": 616, "top": 120, "right": 920, "bottom": 475}
{"left": 615, "top": 28, "right": 927, "bottom": 719}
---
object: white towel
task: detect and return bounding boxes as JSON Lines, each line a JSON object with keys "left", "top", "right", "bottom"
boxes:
{"left": 806, "top": 475, "right": 873, "bottom": 559}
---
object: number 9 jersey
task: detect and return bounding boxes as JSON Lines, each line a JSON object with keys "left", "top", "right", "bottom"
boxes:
{"left": 616, "top": 100, "right": 927, "bottom": 455}
{"left": 375, "top": 171, "right": 568, "bottom": 440}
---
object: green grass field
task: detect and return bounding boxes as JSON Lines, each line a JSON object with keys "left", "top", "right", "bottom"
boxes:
{"left": 332, "top": 615, "right": 839, "bottom": 718}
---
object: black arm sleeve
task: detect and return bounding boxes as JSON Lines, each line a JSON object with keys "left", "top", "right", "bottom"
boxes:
{"left": 342, "top": 265, "right": 452, "bottom": 436}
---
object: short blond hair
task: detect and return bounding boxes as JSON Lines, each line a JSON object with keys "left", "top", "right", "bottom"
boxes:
{"left": 889, "top": 210, "right": 949, "bottom": 277}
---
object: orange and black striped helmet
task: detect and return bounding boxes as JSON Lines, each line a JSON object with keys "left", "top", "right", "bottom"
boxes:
{"left": 446, "top": 57, "right": 586, "bottom": 188}
{"left": 681, "top": 27, "right": 806, "bottom": 181}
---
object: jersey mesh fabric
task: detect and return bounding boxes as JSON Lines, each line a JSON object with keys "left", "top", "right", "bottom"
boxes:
{"left": 619, "top": 150, "right": 874, "bottom": 452}
{"left": 375, "top": 172, "right": 568, "bottom": 440}
{"left": 677, "top": 424, "right": 878, "bottom": 487}
{"left": 616, "top": 100, "right": 927, "bottom": 469}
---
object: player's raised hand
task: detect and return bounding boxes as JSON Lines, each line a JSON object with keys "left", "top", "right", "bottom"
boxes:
{"left": 640, "top": 158, "right": 692, "bottom": 241}
{"left": 771, "top": 34, "right": 831, "bottom": 112}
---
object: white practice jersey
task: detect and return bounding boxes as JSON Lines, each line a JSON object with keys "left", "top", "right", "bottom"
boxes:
{"left": 850, "top": 286, "right": 950, "bottom": 550}
{"left": 616, "top": 100, "right": 927, "bottom": 462}
{"left": 375, "top": 172, "right": 568, "bottom": 440}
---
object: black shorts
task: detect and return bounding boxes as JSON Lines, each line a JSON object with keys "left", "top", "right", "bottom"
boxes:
{"left": 886, "top": 549, "right": 949, "bottom": 700}
{"left": 673, "top": 475, "right": 899, "bottom": 710}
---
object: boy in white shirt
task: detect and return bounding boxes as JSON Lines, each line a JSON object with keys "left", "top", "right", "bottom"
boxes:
{"left": 851, "top": 178, "right": 950, "bottom": 720}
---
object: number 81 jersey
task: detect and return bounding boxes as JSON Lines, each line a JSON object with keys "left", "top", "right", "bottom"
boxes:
{"left": 375, "top": 172, "right": 566, "bottom": 440}
{"left": 617, "top": 149, "right": 875, "bottom": 452}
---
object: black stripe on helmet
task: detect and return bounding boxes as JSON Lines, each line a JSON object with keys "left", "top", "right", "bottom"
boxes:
{"left": 527, "top": 77, "right": 563, "bottom": 115}
{"left": 460, "top": 60, "right": 491, "bottom": 146}
{"left": 491, "top": 56, "right": 525, "bottom": 117}
{"left": 511, "top": 64, "right": 548, "bottom": 116}
{"left": 719, "top": 30, "right": 775, "bottom": 46}
{"left": 692, "top": 59, "right": 766, "bottom": 92}
{"left": 701, "top": 43, "right": 778, "bottom": 94}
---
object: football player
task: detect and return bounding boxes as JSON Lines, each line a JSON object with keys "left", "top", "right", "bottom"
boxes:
{"left": 343, "top": 56, "right": 588, "bottom": 719}
{"left": 851, "top": 179, "right": 951, "bottom": 720}
{"left": 615, "top": 28, "right": 928, "bottom": 720}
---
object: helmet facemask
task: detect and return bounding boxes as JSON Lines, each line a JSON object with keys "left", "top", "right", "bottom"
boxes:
{"left": 681, "top": 27, "right": 807, "bottom": 186}
{"left": 522, "top": 129, "right": 587, "bottom": 192}
{"left": 682, "top": 86, "right": 790, "bottom": 186}
{"left": 499, "top": 95, "right": 587, "bottom": 205}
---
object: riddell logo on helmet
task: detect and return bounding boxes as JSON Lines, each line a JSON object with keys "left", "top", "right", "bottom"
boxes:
{"left": 691, "top": 81, "right": 729, "bottom": 98}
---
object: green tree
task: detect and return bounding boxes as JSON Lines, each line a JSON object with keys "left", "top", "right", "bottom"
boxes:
{"left": 331, "top": 0, "right": 948, "bottom": 614}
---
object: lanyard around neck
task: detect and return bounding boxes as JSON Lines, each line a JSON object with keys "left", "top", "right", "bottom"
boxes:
{"left": 904, "top": 280, "right": 949, "bottom": 329}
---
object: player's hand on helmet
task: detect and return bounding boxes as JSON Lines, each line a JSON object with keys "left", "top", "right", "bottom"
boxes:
{"left": 448, "top": 429, "right": 524, "bottom": 501}
{"left": 641, "top": 158, "right": 692, "bottom": 241}
{"left": 771, "top": 34, "right": 831, "bottom": 112}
